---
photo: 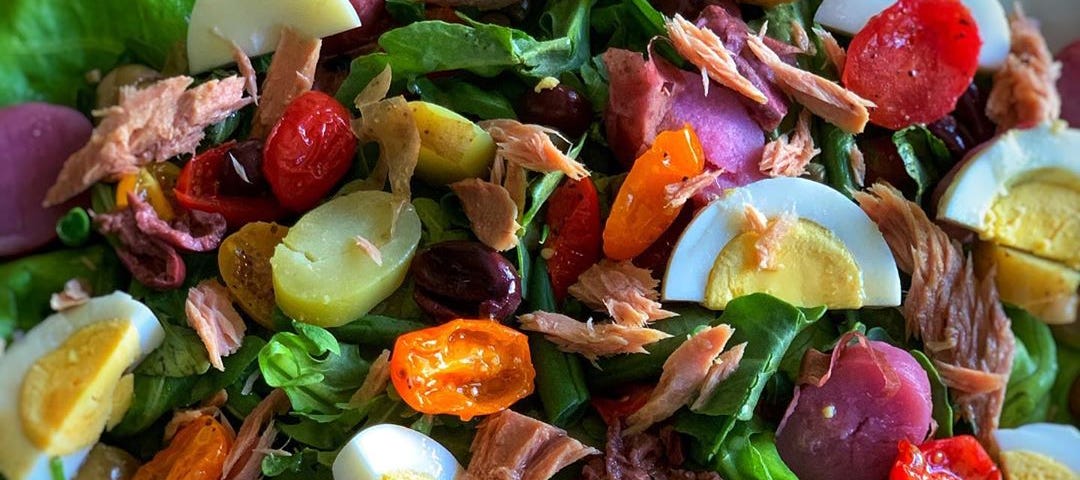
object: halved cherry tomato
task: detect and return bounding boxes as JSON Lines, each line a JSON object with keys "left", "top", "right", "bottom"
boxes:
{"left": 132, "top": 415, "right": 233, "bottom": 480}
{"left": 603, "top": 125, "right": 705, "bottom": 260}
{"left": 591, "top": 383, "right": 653, "bottom": 425}
{"left": 116, "top": 163, "right": 181, "bottom": 220}
{"left": 262, "top": 91, "right": 357, "bottom": 212}
{"left": 544, "top": 177, "right": 602, "bottom": 302}
{"left": 174, "top": 141, "right": 285, "bottom": 227}
{"left": 390, "top": 319, "right": 535, "bottom": 421}
{"left": 889, "top": 436, "right": 1002, "bottom": 480}
{"left": 843, "top": 0, "right": 981, "bottom": 130}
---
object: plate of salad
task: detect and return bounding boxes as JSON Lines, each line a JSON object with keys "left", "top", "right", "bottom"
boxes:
{"left": 0, "top": 0, "right": 1078, "bottom": 479}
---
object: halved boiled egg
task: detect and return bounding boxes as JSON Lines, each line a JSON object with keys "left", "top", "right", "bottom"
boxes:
{"left": 332, "top": 424, "right": 464, "bottom": 480}
{"left": 937, "top": 124, "right": 1080, "bottom": 323}
{"left": 0, "top": 292, "right": 164, "bottom": 480}
{"left": 663, "top": 177, "right": 900, "bottom": 310}
{"left": 995, "top": 423, "right": 1080, "bottom": 479}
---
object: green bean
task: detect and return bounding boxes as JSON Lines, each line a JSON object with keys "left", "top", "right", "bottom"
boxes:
{"left": 329, "top": 314, "right": 427, "bottom": 347}
{"left": 818, "top": 123, "right": 859, "bottom": 199}
{"left": 527, "top": 258, "right": 590, "bottom": 427}
{"left": 56, "top": 207, "right": 91, "bottom": 247}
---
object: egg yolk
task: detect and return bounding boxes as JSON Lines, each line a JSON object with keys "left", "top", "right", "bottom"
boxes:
{"left": 999, "top": 450, "right": 1079, "bottom": 480}
{"left": 383, "top": 472, "right": 437, "bottom": 480}
{"left": 704, "top": 218, "right": 862, "bottom": 310}
{"left": 19, "top": 319, "right": 139, "bottom": 455}
{"left": 974, "top": 242, "right": 1080, "bottom": 325}
{"left": 984, "top": 176, "right": 1080, "bottom": 270}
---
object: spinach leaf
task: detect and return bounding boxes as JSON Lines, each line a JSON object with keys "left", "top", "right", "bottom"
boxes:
{"left": 0, "top": 0, "right": 195, "bottom": 107}
{"left": 1049, "top": 343, "right": 1080, "bottom": 425}
{"left": 329, "top": 314, "right": 426, "bottom": 347}
{"left": 384, "top": 0, "right": 426, "bottom": 24}
{"left": 711, "top": 419, "right": 798, "bottom": 480}
{"left": 1001, "top": 305, "right": 1058, "bottom": 427}
{"left": 818, "top": 123, "right": 859, "bottom": 199}
{"left": 892, "top": 125, "right": 953, "bottom": 203}
{"left": 413, "top": 197, "right": 471, "bottom": 248}
{"left": 591, "top": 0, "right": 665, "bottom": 52}
{"left": 259, "top": 323, "right": 369, "bottom": 419}
{"left": 410, "top": 77, "right": 517, "bottom": 120}
{"left": 263, "top": 448, "right": 335, "bottom": 480}
{"left": 134, "top": 321, "right": 211, "bottom": 377}
{"left": 911, "top": 350, "right": 955, "bottom": 437}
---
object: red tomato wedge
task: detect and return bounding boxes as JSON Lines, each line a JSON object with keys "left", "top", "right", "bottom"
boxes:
{"left": 545, "top": 177, "right": 602, "bottom": 302}
{"left": 175, "top": 141, "right": 285, "bottom": 228}
{"left": 889, "top": 436, "right": 1002, "bottom": 480}
{"left": 843, "top": 0, "right": 981, "bottom": 130}
{"left": 262, "top": 91, "right": 357, "bottom": 212}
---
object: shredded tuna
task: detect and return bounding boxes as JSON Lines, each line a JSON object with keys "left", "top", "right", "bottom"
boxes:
{"left": 568, "top": 260, "right": 675, "bottom": 327}
{"left": 855, "top": 183, "right": 1014, "bottom": 450}
{"left": 223, "top": 389, "right": 290, "bottom": 480}
{"left": 813, "top": 27, "right": 847, "bottom": 74}
{"left": 986, "top": 5, "right": 1062, "bottom": 131}
{"left": 666, "top": 14, "right": 767, "bottom": 104}
{"left": 186, "top": 279, "right": 247, "bottom": 372}
{"left": 356, "top": 97, "right": 421, "bottom": 199}
{"left": 129, "top": 193, "right": 227, "bottom": 252}
{"left": 94, "top": 207, "right": 186, "bottom": 290}
{"left": 226, "top": 37, "right": 259, "bottom": 104}
{"left": 790, "top": 21, "right": 813, "bottom": 54}
{"left": 519, "top": 311, "right": 671, "bottom": 361}
{"left": 466, "top": 409, "right": 599, "bottom": 480}
{"left": 664, "top": 169, "right": 725, "bottom": 209}
{"left": 848, "top": 141, "right": 866, "bottom": 187}
{"left": 742, "top": 205, "right": 797, "bottom": 271}
{"left": 625, "top": 325, "right": 737, "bottom": 434}
{"left": 745, "top": 28, "right": 874, "bottom": 134}
{"left": 50, "top": 278, "right": 90, "bottom": 311}
{"left": 350, "top": 350, "right": 391, "bottom": 405}
{"left": 44, "top": 76, "right": 250, "bottom": 206}
{"left": 250, "top": 27, "right": 320, "bottom": 138}
{"left": 759, "top": 109, "right": 819, "bottom": 177}
{"left": 451, "top": 178, "right": 521, "bottom": 252}
{"left": 691, "top": 342, "right": 746, "bottom": 410}
{"left": 582, "top": 423, "right": 719, "bottom": 480}
{"left": 481, "top": 119, "right": 589, "bottom": 180}
{"left": 353, "top": 234, "right": 383, "bottom": 266}
{"left": 742, "top": 203, "right": 769, "bottom": 233}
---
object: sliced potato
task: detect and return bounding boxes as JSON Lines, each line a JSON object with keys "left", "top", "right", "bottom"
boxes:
{"left": 410, "top": 101, "right": 496, "bottom": 185}
{"left": 219, "top": 222, "right": 289, "bottom": 329}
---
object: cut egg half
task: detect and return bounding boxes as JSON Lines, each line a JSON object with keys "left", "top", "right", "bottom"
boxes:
{"left": 663, "top": 177, "right": 900, "bottom": 310}
{"left": 0, "top": 292, "right": 164, "bottom": 480}
{"left": 995, "top": 423, "right": 1080, "bottom": 479}
{"left": 332, "top": 424, "right": 464, "bottom": 480}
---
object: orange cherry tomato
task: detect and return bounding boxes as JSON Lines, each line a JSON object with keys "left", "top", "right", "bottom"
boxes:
{"left": 132, "top": 415, "right": 233, "bottom": 480}
{"left": 602, "top": 125, "right": 705, "bottom": 260}
{"left": 390, "top": 319, "right": 535, "bottom": 421}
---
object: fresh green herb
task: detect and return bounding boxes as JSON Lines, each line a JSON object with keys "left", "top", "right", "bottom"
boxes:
{"left": 527, "top": 257, "right": 590, "bottom": 427}
{"left": 135, "top": 321, "right": 211, "bottom": 377}
{"left": 1001, "top": 305, "right": 1058, "bottom": 427}
{"left": 259, "top": 322, "right": 369, "bottom": 419}
{"left": 892, "top": 125, "right": 953, "bottom": 203}
{"left": 911, "top": 350, "right": 955, "bottom": 438}
{"left": 56, "top": 207, "right": 91, "bottom": 247}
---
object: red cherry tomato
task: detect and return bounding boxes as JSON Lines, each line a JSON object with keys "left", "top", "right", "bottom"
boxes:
{"left": 262, "top": 91, "right": 357, "bottom": 212}
{"left": 591, "top": 383, "right": 652, "bottom": 425}
{"left": 843, "top": 0, "right": 981, "bottom": 130}
{"left": 175, "top": 142, "right": 285, "bottom": 227}
{"left": 544, "top": 177, "right": 602, "bottom": 302}
{"left": 889, "top": 436, "right": 1002, "bottom": 480}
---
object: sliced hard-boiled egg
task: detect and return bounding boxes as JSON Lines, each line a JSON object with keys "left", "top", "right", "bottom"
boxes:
{"left": 0, "top": 292, "right": 164, "bottom": 480}
{"left": 663, "top": 177, "right": 900, "bottom": 310}
{"left": 974, "top": 242, "right": 1079, "bottom": 325}
{"left": 186, "top": 0, "right": 362, "bottom": 73}
{"left": 814, "top": 0, "right": 1011, "bottom": 70}
{"left": 995, "top": 423, "right": 1080, "bottom": 479}
{"left": 332, "top": 424, "right": 464, "bottom": 480}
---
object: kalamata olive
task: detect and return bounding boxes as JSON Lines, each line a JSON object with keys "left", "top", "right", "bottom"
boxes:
{"left": 74, "top": 444, "right": 141, "bottom": 480}
{"left": 95, "top": 65, "right": 162, "bottom": 110}
{"left": 519, "top": 84, "right": 593, "bottom": 139}
{"left": 219, "top": 139, "right": 268, "bottom": 197}
{"left": 410, "top": 240, "right": 522, "bottom": 322}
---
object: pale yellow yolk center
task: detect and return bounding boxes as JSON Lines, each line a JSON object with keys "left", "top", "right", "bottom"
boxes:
{"left": 985, "top": 176, "right": 1080, "bottom": 270}
{"left": 1000, "top": 450, "right": 1080, "bottom": 480}
{"left": 19, "top": 319, "right": 139, "bottom": 455}
{"left": 974, "top": 242, "right": 1080, "bottom": 325}
{"left": 704, "top": 219, "right": 862, "bottom": 310}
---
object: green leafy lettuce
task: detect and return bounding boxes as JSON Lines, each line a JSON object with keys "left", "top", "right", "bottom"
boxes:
{"left": 1001, "top": 305, "right": 1058, "bottom": 427}
{"left": 891, "top": 125, "right": 953, "bottom": 203}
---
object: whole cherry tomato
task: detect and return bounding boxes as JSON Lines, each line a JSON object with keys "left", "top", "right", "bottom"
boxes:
{"left": 603, "top": 125, "right": 705, "bottom": 260}
{"left": 174, "top": 141, "right": 285, "bottom": 228}
{"left": 545, "top": 177, "right": 602, "bottom": 302}
{"left": 390, "top": 319, "right": 535, "bottom": 421}
{"left": 132, "top": 415, "right": 233, "bottom": 480}
{"left": 262, "top": 91, "right": 357, "bottom": 212}
{"left": 843, "top": 0, "right": 981, "bottom": 130}
{"left": 889, "top": 436, "right": 1002, "bottom": 480}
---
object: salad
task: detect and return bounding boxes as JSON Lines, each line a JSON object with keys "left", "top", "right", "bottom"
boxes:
{"left": 0, "top": 0, "right": 1078, "bottom": 479}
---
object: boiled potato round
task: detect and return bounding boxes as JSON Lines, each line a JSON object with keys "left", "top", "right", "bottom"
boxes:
{"left": 410, "top": 101, "right": 495, "bottom": 185}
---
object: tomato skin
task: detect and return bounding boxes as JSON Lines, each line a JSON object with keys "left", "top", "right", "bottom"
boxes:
{"left": 390, "top": 319, "right": 535, "bottom": 421}
{"left": 132, "top": 415, "right": 233, "bottom": 480}
{"left": 843, "top": 0, "right": 981, "bottom": 130}
{"left": 603, "top": 126, "right": 705, "bottom": 260}
{"left": 545, "top": 177, "right": 602, "bottom": 303}
{"left": 889, "top": 436, "right": 1002, "bottom": 480}
{"left": 591, "top": 383, "right": 652, "bottom": 425}
{"left": 174, "top": 142, "right": 286, "bottom": 227}
{"left": 262, "top": 91, "right": 357, "bottom": 212}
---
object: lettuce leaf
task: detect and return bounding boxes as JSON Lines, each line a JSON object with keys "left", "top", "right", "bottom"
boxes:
{"left": 0, "top": 0, "right": 194, "bottom": 107}
{"left": 1001, "top": 305, "right": 1058, "bottom": 427}
{"left": 892, "top": 125, "right": 953, "bottom": 203}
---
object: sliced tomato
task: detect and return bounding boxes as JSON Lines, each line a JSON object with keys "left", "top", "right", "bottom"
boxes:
{"left": 263, "top": 91, "right": 357, "bottom": 212}
{"left": 175, "top": 141, "right": 285, "bottom": 227}
{"left": 889, "top": 436, "right": 1002, "bottom": 480}
{"left": 591, "top": 383, "right": 653, "bottom": 425}
{"left": 544, "top": 177, "right": 602, "bottom": 302}
{"left": 843, "top": 0, "right": 981, "bottom": 130}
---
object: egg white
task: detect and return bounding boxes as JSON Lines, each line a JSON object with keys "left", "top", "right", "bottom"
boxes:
{"left": 332, "top": 424, "right": 464, "bottom": 480}
{"left": 0, "top": 292, "right": 164, "bottom": 480}
{"left": 995, "top": 423, "right": 1080, "bottom": 474}
{"left": 663, "top": 177, "right": 901, "bottom": 307}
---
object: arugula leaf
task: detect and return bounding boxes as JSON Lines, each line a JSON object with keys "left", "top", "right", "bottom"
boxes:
{"left": 135, "top": 321, "right": 211, "bottom": 377}
{"left": 1001, "top": 305, "right": 1058, "bottom": 427}
{"left": 410, "top": 77, "right": 518, "bottom": 120}
{"left": 259, "top": 323, "right": 369, "bottom": 419}
{"left": 911, "top": 350, "right": 955, "bottom": 437}
{"left": 0, "top": 0, "right": 195, "bottom": 107}
{"left": 892, "top": 125, "right": 953, "bottom": 203}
